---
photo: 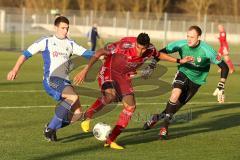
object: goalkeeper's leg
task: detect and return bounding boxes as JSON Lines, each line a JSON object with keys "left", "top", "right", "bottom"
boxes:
{"left": 143, "top": 72, "right": 200, "bottom": 131}
{"left": 159, "top": 82, "right": 200, "bottom": 139}
{"left": 143, "top": 86, "right": 183, "bottom": 130}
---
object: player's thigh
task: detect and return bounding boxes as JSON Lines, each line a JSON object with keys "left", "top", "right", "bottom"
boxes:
{"left": 104, "top": 88, "right": 116, "bottom": 96}
{"left": 113, "top": 76, "right": 133, "bottom": 99}
{"left": 103, "top": 88, "right": 118, "bottom": 103}
{"left": 122, "top": 94, "right": 136, "bottom": 109}
{"left": 223, "top": 55, "right": 230, "bottom": 61}
{"left": 170, "top": 88, "right": 182, "bottom": 102}
{"left": 61, "top": 86, "right": 83, "bottom": 113}
{"left": 179, "top": 82, "right": 200, "bottom": 105}
{"left": 171, "top": 71, "right": 186, "bottom": 102}
{"left": 223, "top": 47, "right": 229, "bottom": 56}
{"left": 101, "top": 81, "right": 119, "bottom": 103}
{"left": 44, "top": 77, "right": 72, "bottom": 101}
{"left": 61, "top": 85, "right": 79, "bottom": 104}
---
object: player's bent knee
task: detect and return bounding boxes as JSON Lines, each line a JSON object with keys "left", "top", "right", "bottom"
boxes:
{"left": 64, "top": 94, "right": 79, "bottom": 104}
{"left": 103, "top": 93, "right": 117, "bottom": 104}
{"left": 170, "top": 89, "right": 181, "bottom": 102}
{"left": 169, "top": 95, "right": 179, "bottom": 103}
{"left": 124, "top": 105, "right": 136, "bottom": 111}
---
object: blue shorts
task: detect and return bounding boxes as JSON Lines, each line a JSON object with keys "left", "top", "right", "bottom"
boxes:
{"left": 43, "top": 76, "right": 71, "bottom": 101}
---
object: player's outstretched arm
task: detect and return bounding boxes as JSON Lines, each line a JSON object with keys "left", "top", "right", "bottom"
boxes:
{"left": 159, "top": 53, "right": 194, "bottom": 64}
{"left": 73, "top": 48, "right": 106, "bottom": 85}
{"left": 141, "top": 53, "right": 193, "bottom": 79}
{"left": 7, "top": 55, "right": 27, "bottom": 80}
{"left": 213, "top": 61, "right": 229, "bottom": 103}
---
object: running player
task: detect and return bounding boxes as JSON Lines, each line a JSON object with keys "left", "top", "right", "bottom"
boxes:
{"left": 74, "top": 33, "right": 193, "bottom": 149}
{"left": 7, "top": 16, "right": 100, "bottom": 142}
{"left": 143, "top": 26, "right": 229, "bottom": 140}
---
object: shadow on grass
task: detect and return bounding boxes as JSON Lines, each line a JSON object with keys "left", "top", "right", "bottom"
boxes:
{"left": 169, "top": 113, "right": 240, "bottom": 140}
{"left": 32, "top": 132, "right": 100, "bottom": 160}
{"left": 120, "top": 103, "right": 240, "bottom": 146}
{"left": 31, "top": 103, "right": 240, "bottom": 160}
{"left": 58, "top": 132, "right": 93, "bottom": 143}
{"left": 31, "top": 144, "right": 101, "bottom": 160}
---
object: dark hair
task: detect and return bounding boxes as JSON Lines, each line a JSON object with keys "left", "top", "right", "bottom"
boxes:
{"left": 137, "top": 33, "right": 150, "bottom": 48}
{"left": 54, "top": 16, "right": 69, "bottom": 26}
{"left": 188, "top": 25, "right": 202, "bottom": 36}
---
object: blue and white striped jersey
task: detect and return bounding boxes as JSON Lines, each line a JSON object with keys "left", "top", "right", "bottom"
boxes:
{"left": 22, "top": 35, "right": 93, "bottom": 80}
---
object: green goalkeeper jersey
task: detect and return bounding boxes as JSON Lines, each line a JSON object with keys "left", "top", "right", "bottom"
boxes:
{"left": 166, "top": 40, "right": 222, "bottom": 85}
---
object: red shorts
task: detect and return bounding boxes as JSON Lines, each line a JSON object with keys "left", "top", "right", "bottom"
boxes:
{"left": 98, "top": 66, "right": 134, "bottom": 98}
{"left": 218, "top": 46, "right": 229, "bottom": 56}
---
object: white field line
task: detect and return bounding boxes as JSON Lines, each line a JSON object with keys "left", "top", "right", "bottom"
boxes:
{"left": 0, "top": 101, "right": 239, "bottom": 109}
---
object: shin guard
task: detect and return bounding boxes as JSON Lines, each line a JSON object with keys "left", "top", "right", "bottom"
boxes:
{"left": 48, "top": 100, "right": 72, "bottom": 130}
{"left": 107, "top": 107, "right": 135, "bottom": 143}
{"left": 85, "top": 98, "right": 106, "bottom": 119}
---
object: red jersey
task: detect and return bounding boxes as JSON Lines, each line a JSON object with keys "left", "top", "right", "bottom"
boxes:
{"left": 103, "top": 37, "right": 160, "bottom": 76}
{"left": 218, "top": 31, "right": 229, "bottom": 48}
{"left": 97, "top": 37, "right": 160, "bottom": 95}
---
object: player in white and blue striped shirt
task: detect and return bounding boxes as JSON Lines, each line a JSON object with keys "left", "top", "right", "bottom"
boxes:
{"left": 7, "top": 16, "right": 101, "bottom": 142}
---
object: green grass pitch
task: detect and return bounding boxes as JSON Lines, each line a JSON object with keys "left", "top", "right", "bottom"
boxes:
{"left": 0, "top": 46, "right": 240, "bottom": 160}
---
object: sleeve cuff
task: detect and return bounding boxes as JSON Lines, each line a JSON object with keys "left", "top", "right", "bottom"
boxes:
{"left": 22, "top": 50, "right": 32, "bottom": 59}
{"left": 82, "top": 50, "right": 95, "bottom": 59}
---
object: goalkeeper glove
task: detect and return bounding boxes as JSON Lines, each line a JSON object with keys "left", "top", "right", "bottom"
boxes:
{"left": 141, "top": 58, "right": 158, "bottom": 79}
{"left": 213, "top": 81, "right": 225, "bottom": 103}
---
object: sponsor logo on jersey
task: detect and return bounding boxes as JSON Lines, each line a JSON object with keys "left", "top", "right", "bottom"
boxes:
{"left": 52, "top": 51, "right": 58, "bottom": 57}
{"left": 121, "top": 41, "right": 133, "bottom": 49}
{"left": 52, "top": 51, "right": 68, "bottom": 57}
{"left": 197, "top": 57, "right": 202, "bottom": 63}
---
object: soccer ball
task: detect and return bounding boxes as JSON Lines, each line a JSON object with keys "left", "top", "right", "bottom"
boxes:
{"left": 93, "top": 122, "right": 111, "bottom": 141}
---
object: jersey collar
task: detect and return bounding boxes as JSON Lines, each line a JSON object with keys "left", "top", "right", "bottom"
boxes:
{"left": 190, "top": 40, "right": 201, "bottom": 48}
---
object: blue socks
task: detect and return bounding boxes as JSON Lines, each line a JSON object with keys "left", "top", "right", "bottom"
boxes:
{"left": 48, "top": 100, "right": 72, "bottom": 130}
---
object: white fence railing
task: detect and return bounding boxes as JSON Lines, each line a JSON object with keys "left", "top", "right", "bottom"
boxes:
{"left": 0, "top": 7, "right": 240, "bottom": 50}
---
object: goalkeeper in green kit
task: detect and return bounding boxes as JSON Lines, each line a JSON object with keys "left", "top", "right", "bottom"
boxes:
{"left": 142, "top": 25, "right": 229, "bottom": 139}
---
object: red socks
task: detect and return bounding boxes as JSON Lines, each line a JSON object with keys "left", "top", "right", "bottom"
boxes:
{"left": 107, "top": 107, "right": 135, "bottom": 143}
{"left": 85, "top": 98, "right": 105, "bottom": 119}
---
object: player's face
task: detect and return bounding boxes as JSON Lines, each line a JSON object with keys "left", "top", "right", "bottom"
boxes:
{"left": 55, "top": 22, "right": 69, "bottom": 39}
{"left": 218, "top": 25, "right": 224, "bottom": 32}
{"left": 187, "top": 29, "right": 200, "bottom": 47}
{"left": 136, "top": 43, "right": 147, "bottom": 56}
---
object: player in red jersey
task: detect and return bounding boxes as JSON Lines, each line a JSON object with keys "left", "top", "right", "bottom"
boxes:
{"left": 217, "top": 24, "right": 235, "bottom": 73}
{"left": 74, "top": 33, "right": 193, "bottom": 149}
